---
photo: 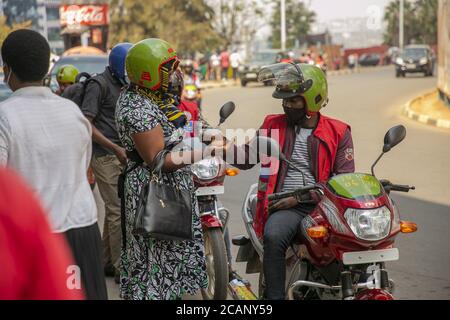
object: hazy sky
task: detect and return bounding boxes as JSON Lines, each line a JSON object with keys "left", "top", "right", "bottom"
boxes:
{"left": 309, "top": 0, "right": 391, "bottom": 22}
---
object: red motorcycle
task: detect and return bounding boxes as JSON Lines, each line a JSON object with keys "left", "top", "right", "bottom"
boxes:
{"left": 186, "top": 102, "right": 238, "bottom": 300}
{"left": 233, "top": 125, "right": 418, "bottom": 300}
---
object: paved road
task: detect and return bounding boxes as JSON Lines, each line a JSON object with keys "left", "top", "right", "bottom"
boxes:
{"left": 104, "top": 66, "right": 450, "bottom": 299}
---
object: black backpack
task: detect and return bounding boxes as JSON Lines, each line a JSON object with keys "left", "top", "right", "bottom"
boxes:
{"left": 62, "top": 72, "right": 107, "bottom": 107}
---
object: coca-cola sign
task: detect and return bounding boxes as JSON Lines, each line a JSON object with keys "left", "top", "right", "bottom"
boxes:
{"left": 60, "top": 5, "right": 109, "bottom": 26}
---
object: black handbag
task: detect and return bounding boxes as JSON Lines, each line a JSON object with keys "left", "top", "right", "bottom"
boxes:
{"left": 132, "top": 150, "right": 193, "bottom": 241}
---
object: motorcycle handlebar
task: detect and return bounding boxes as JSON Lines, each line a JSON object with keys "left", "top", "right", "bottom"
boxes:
{"left": 381, "top": 179, "right": 415, "bottom": 193}
{"left": 389, "top": 184, "right": 415, "bottom": 193}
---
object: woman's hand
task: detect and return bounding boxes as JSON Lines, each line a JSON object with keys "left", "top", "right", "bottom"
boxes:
{"left": 268, "top": 196, "right": 298, "bottom": 213}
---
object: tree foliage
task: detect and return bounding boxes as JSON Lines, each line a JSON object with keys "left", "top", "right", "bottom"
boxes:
{"left": 109, "top": 0, "right": 222, "bottom": 53}
{"left": 207, "top": 0, "right": 270, "bottom": 48}
{"left": 383, "top": 0, "right": 438, "bottom": 46}
{"left": 269, "top": 0, "right": 316, "bottom": 49}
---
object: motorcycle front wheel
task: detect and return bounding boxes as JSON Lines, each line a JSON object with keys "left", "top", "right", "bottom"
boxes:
{"left": 201, "top": 228, "right": 229, "bottom": 300}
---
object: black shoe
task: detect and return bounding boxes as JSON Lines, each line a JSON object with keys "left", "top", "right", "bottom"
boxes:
{"left": 104, "top": 263, "right": 115, "bottom": 277}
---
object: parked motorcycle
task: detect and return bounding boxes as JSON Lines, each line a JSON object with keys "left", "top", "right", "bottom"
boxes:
{"left": 233, "top": 125, "right": 417, "bottom": 300}
{"left": 188, "top": 102, "right": 238, "bottom": 300}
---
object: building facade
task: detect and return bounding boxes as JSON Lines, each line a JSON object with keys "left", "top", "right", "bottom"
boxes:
{"left": 1, "top": 0, "right": 63, "bottom": 53}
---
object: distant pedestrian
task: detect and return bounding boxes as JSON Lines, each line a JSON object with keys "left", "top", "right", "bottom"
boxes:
{"left": 348, "top": 54, "right": 356, "bottom": 70}
{"left": 230, "top": 50, "right": 241, "bottom": 81}
{"left": 0, "top": 29, "right": 107, "bottom": 300}
{"left": 210, "top": 51, "right": 220, "bottom": 81}
{"left": 220, "top": 48, "right": 230, "bottom": 81}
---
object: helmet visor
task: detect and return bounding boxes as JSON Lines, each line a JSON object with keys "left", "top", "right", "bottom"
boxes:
{"left": 258, "top": 63, "right": 313, "bottom": 97}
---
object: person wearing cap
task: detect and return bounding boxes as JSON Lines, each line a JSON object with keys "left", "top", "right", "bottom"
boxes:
{"left": 217, "top": 63, "right": 355, "bottom": 299}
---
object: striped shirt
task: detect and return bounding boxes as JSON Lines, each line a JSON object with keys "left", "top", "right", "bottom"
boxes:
{"left": 281, "top": 128, "right": 316, "bottom": 192}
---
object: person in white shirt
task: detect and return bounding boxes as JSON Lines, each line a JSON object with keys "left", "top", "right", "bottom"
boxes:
{"left": 0, "top": 29, "right": 107, "bottom": 300}
{"left": 230, "top": 51, "right": 242, "bottom": 82}
{"left": 210, "top": 52, "right": 221, "bottom": 81}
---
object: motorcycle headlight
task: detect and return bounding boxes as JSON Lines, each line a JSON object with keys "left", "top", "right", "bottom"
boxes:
{"left": 396, "top": 57, "right": 404, "bottom": 65}
{"left": 185, "top": 89, "right": 197, "bottom": 100}
{"left": 191, "top": 157, "right": 220, "bottom": 180}
{"left": 344, "top": 206, "right": 391, "bottom": 241}
{"left": 420, "top": 57, "right": 428, "bottom": 65}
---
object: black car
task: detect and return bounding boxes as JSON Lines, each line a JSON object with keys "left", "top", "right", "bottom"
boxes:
{"left": 45, "top": 55, "right": 108, "bottom": 91}
{"left": 358, "top": 54, "right": 381, "bottom": 67}
{"left": 239, "top": 51, "right": 278, "bottom": 87}
{"left": 394, "top": 45, "right": 435, "bottom": 77}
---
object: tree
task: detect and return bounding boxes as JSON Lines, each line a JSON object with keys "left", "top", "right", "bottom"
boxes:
{"left": 414, "top": 0, "right": 438, "bottom": 44}
{"left": 269, "top": 0, "right": 316, "bottom": 49}
{"left": 383, "top": 0, "right": 438, "bottom": 46}
{"left": 207, "top": 0, "right": 269, "bottom": 49}
{"left": 108, "top": 0, "right": 222, "bottom": 53}
{"left": 0, "top": 16, "right": 32, "bottom": 48}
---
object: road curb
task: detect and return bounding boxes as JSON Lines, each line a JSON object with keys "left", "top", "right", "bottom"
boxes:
{"left": 402, "top": 91, "right": 450, "bottom": 129}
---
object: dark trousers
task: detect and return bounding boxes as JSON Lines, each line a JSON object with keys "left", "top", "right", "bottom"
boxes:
{"left": 64, "top": 222, "right": 108, "bottom": 300}
{"left": 263, "top": 205, "right": 313, "bottom": 300}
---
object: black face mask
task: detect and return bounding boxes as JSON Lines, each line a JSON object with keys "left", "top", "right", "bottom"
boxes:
{"left": 283, "top": 103, "right": 306, "bottom": 127}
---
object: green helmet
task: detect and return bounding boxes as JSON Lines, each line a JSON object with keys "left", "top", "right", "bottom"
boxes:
{"left": 126, "top": 38, "right": 178, "bottom": 91}
{"left": 258, "top": 63, "right": 328, "bottom": 113}
{"left": 56, "top": 65, "right": 79, "bottom": 84}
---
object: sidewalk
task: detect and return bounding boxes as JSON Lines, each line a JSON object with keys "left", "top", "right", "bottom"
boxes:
{"left": 201, "top": 66, "right": 391, "bottom": 90}
{"left": 402, "top": 90, "right": 450, "bottom": 129}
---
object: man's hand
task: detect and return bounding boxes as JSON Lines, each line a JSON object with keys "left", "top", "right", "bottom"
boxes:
{"left": 206, "top": 138, "right": 232, "bottom": 159}
{"left": 268, "top": 196, "right": 298, "bottom": 213}
{"left": 113, "top": 145, "right": 127, "bottom": 165}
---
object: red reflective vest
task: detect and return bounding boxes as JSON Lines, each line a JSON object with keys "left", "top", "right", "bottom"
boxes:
{"left": 254, "top": 114, "right": 352, "bottom": 238}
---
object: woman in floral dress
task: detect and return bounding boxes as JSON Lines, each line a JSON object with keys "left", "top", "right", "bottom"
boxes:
{"left": 115, "top": 38, "right": 207, "bottom": 300}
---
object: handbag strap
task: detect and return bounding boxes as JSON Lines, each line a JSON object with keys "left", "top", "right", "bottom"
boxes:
{"left": 151, "top": 149, "right": 169, "bottom": 173}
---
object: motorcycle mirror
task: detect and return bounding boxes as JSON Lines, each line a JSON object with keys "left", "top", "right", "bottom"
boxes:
{"left": 383, "top": 125, "right": 406, "bottom": 153}
{"left": 372, "top": 125, "right": 407, "bottom": 177}
{"left": 218, "top": 101, "right": 236, "bottom": 126}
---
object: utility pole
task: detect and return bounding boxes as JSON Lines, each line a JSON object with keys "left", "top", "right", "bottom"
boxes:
{"left": 399, "top": 0, "right": 404, "bottom": 50}
{"left": 281, "top": 0, "right": 286, "bottom": 51}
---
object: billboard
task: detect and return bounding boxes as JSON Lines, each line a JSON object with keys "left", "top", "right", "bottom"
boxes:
{"left": 60, "top": 4, "right": 109, "bottom": 27}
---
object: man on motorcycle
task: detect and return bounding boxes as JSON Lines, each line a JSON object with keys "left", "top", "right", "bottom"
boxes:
{"left": 55, "top": 64, "right": 79, "bottom": 95}
{"left": 180, "top": 59, "right": 202, "bottom": 109}
{"left": 220, "top": 63, "right": 355, "bottom": 299}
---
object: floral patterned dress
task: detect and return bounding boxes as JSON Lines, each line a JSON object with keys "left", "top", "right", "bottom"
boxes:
{"left": 115, "top": 88, "right": 207, "bottom": 300}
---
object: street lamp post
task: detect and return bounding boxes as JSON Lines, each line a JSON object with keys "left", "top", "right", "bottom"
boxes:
{"left": 281, "top": 0, "right": 286, "bottom": 51}
{"left": 399, "top": 0, "right": 404, "bottom": 50}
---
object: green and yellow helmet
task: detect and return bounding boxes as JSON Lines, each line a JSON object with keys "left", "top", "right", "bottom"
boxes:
{"left": 258, "top": 63, "right": 328, "bottom": 114}
{"left": 56, "top": 64, "right": 79, "bottom": 84}
{"left": 126, "top": 38, "right": 179, "bottom": 91}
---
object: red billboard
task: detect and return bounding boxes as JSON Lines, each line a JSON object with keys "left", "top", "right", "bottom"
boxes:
{"left": 60, "top": 4, "right": 109, "bottom": 26}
